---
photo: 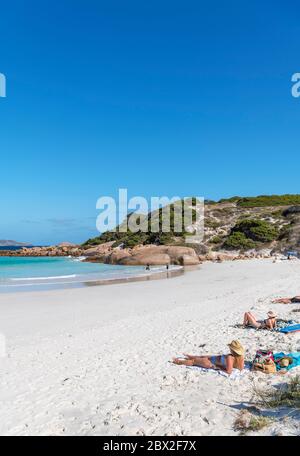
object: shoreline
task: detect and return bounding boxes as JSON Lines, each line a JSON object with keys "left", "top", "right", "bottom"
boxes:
{"left": 0, "top": 263, "right": 185, "bottom": 293}
{"left": 0, "top": 258, "right": 299, "bottom": 435}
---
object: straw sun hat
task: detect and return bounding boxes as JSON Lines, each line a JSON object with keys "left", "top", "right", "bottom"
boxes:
{"left": 267, "top": 311, "right": 277, "bottom": 318}
{"left": 279, "top": 356, "right": 293, "bottom": 368}
{"left": 228, "top": 340, "right": 245, "bottom": 356}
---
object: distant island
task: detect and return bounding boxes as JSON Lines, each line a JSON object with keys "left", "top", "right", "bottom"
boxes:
{"left": 0, "top": 240, "right": 29, "bottom": 247}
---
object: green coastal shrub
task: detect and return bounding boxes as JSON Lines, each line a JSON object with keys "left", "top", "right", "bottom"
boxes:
{"left": 216, "top": 194, "right": 300, "bottom": 208}
{"left": 218, "top": 196, "right": 241, "bottom": 203}
{"left": 205, "top": 219, "right": 220, "bottom": 229}
{"left": 237, "top": 194, "right": 300, "bottom": 208}
{"left": 223, "top": 218, "right": 278, "bottom": 250}
{"left": 209, "top": 235, "right": 223, "bottom": 244}
{"left": 278, "top": 223, "right": 293, "bottom": 240}
{"left": 271, "top": 210, "right": 284, "bottom": 218}
{"left": 255, "top": 375, "right": 300, "bottom": 409}
{"left": 223, "top": 232, "right": 256, "bottom": 250}
{"left": 232, "top": 219, "right": 278, "bottom": 242}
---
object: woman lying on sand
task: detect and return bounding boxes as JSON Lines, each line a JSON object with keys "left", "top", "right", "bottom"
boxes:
{"left": 243, "top": 311, "right": 277, "bottom": 330}
{"left": 272, "top": 296, "right": 300, "bottom": 304}
{"left": 172, "top": 340, "right": 244, "bottom": 374}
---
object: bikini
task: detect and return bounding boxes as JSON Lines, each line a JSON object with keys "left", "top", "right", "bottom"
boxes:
{"left": 210, "top": 355, "right": 226, "bottom": 368}
{"left": 248, "top": 318, "right": 274, "bottom": 329}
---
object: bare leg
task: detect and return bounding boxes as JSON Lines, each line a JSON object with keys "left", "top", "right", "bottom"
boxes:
{"left": 172, "top": 357, "right": 194, "bottom": 366}
{"left": 272, "top": 298, "right": 292, "bottom": 304}
{"left": 243, "top": 312, "right": 261, "bottom": 328}
{"left": 243, "top": 312, "right": 249, "bottom": 326}
{"left": 173, "top": 355, "right": 215, "bottom": 369}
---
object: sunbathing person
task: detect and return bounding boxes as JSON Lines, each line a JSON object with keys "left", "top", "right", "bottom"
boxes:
{"left": 272, "top": 296, "right": 300, "bottom": 304}
{"left": 172, "top": 340, "right": 245, "bottom": 374}
{"left": 243, "top": 311, "right": 277, "bottom": 329}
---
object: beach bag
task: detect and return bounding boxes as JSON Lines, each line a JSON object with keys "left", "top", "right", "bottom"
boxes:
{"left": 254, "top": 350, "right": 274, "bottom": 364}
{"left": 252, "top": 359, "right": 277, "bottom": 374}
{"left": 252, "top": 350, "right": 276, "bottom": 374}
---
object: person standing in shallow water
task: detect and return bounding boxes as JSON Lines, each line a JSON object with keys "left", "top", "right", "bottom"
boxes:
{"left": 145, "top": 264, "right": 150, "bottom": 271}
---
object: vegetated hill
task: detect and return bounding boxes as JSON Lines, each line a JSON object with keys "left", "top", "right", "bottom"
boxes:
{"left": 83, "top": 195, "right": 300, "bottom": 254}
{"left": 219, "top": 194, "right": 300, "bottom": 207}
{"left": 84, "top": 198, "right": 200, "bottom": 249}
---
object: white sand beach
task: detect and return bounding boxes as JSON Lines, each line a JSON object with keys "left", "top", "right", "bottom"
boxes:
{"left": 0, "top": 259, "right": 300, "bottom": 436}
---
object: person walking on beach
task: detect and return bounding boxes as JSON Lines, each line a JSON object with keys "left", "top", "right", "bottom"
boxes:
{"left": 172, "top": 340, "right": 245, "bottom": 374}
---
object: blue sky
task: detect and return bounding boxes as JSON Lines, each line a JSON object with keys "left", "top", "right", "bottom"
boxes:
{"left": 0, "top": 1, "right": 300, "bottom": 244}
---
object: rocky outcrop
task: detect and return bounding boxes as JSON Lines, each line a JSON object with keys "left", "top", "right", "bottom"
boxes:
{"left": 0, "top": 239, "right": 274, "bottom": 266}
{"left": 180, "top": 254, "right": 199, "bottom": 265}
{"left": 198, "top": 250, "right": 272, "bottom": 262}
{"left": 118, "top": 253, "right": 171, "bottom": 266}
{"left": 57, "top": 242, "right": 77, "bottom": 247}
{"left": 105, "top": 245, "right": 200, "bottom": 266}
{"left": 83, "top": 242, "right": 115, "bottom": 257}
{"left": 0, "top": 242, "right": 201, "bottom": 265}
{"left": 105, "top": 249, "right": 132, "bottom": 264}
{"left": 0, "top": 244, "right": 84, "bottom": 257}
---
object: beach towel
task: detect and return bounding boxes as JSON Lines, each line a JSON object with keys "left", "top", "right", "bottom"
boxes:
{"left": 278, "top": 324, "right": 300, "bottom": 334}
{"left": 275, "top": 319, "right": 297, "bottom": 330}
{"left": 187, "top": 365, "right": 250, "bottom": 379}
{"left": 274, "top": 352, "right": 300, "bottom": 371}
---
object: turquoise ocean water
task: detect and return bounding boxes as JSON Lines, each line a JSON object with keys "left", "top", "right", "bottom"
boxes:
{"left": 0, "top": 256, "right": 154, "bottom": 291}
